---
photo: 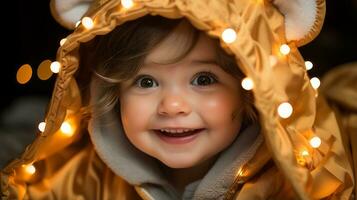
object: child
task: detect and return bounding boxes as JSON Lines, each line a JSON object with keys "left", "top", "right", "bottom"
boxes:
{"left": 1, "top": 0, "right": 355, "bottom": 199}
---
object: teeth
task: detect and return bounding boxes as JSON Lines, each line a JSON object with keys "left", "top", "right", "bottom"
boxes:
{"left": 160, "top": 129, "right": 195, "bottom": 133}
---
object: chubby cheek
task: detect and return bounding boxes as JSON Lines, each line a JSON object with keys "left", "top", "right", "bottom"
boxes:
{"left": 196, "top": 91, "right": 242, "bottom": 135}
{"left": 119, "top": 96, "right": 155, "bottom": 140}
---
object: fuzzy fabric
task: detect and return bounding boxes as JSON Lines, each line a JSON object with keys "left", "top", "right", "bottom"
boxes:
{"left": 50, "top": 0, "right": 93, "bottom": 29}
{"left": 272, "top": 0, "right": 317, "bottom": 43}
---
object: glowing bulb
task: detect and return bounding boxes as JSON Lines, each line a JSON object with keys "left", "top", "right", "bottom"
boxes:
{"left": 82, "top": 17, "right": 94, "bottom": 29}
{"left": 236, "top": 167, "right": 244, "bottom": 177}
{"left": 277, "top": 102, "right": 293, "bottom": 119}
{"left": 121, "top": 0, "right": 134, "bottom": 8}
{"left": 280, "top": 44, "right": 290, "bottom": 55}
{"left": 38, "top": 122, "right": 46, "bottom": 132}
{"left": 23, "top": 164, "right": 36, "bottom": 175}
{"left": 269, "top": 55, "right": 278, "bottom": 67}
{"left": 305, "top": 61, "right": 313, "bottom": 70}
{"left": 309, "top": 136, "right": 321, "bottom": 148}
{"left": 75, "top": 20, "right": 81, "bottom": 28}
{"left": 60, "top": 38, "right": 67, "bottom": 46}
{"left": 221, "top": 28, "right": 237, "bottom": 44}
{"left": 241, "top": 77, "right": 254, "bottom": 90}
{"left": 301, "top": 150, "right": 309, "bottom": 157}
{"left": 50, "top": 61, "right": 61, "bottom": 73}
{"left": 60, "top": 121, "right": 73, "bottom": 136}
{"left": 310, "top": 77, "right": 320, "bottom": 89}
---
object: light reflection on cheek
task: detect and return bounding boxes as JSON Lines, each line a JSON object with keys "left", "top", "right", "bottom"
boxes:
{"left": 205, "top": 95, "right": 231, "bottom": 111}
{"left": 198, "top": 92, "right": 241, "bottom": 124}
{"left": 205, "top": 98, "right": 219, "bottom": 109}
{"left": 201, "top": 96, "right": 231, "bottom": 119}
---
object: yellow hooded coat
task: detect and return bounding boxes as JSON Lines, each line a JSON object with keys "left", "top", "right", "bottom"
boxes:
{"left": 1, "top": 0, "right": 355, "bottom": 199}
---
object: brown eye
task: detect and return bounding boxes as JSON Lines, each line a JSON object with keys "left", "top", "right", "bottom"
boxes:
{"left": 192, "top": 72, "right": 218, "bottom": 86}
{"left": 135, "top": 76, "right": 158, "bottom": 88}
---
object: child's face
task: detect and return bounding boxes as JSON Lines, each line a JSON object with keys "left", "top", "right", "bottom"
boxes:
{"left": 119, "top": 26, "right": 243, "bottom": 169}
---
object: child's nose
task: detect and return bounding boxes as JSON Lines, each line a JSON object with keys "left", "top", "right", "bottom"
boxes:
{"left": 157, "top": 93, "right": 191, "bottom": 117}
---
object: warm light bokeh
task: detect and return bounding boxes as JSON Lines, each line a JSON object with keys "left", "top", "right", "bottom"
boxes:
{"left": 221, "top": 28, "right": 237, "bottom": 44}
{"left": 37, "top": 59, "right": 53, "bottom": 80}
{"left": 16, "top": 64, "right": 33, "bottom": 84}
{"left": 277, "top": 102, "right": 293, "bottom": 119}
{"left": 241, "top": 77, "right": 254, "bottom": 90}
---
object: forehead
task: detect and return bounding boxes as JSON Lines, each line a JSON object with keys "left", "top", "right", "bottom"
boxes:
{"left": 144, "top": 22, "right": 217, "bottom": 65}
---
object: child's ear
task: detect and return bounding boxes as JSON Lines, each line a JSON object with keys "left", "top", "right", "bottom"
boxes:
{"left": 271, "top": 0, "right": 325, "bottom": 46}
{"left": 50, "top": 0, "right": 94, "bottom": 30}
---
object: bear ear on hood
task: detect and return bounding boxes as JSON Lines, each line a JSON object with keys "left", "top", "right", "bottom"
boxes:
{"left": 271, "top": 0, "right": 326, "bottom": 46}
{"left": 49, "top": 0, "right": 325, "bottom": 46}
{"left": 50, "top": 0, "right": 94, "bottom": 30}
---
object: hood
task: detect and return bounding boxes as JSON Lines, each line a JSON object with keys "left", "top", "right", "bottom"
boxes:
{"left": 2, "top": 0, "right": 354, "bottom": 199}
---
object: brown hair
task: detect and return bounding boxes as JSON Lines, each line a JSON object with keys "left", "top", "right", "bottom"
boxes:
{"left": 77, "top": 15, "right": 257, "bottom": 126}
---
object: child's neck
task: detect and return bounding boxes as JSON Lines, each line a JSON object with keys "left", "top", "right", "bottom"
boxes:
{"left": 163, "top": 156, "right": 218, "bottom": 195}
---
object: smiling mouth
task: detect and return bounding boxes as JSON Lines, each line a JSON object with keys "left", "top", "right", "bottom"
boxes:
{"left": 153, "top": 128, "right": 205, "bottom": 137}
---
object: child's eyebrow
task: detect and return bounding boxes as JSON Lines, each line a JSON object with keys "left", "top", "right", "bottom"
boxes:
{"left": 142, "top": 59, "right": 219, "bottom": 67}
{"left": 190, "top": 59, "right": 219, "bottom": 66}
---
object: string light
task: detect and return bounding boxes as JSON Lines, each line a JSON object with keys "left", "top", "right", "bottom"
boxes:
{"left": 22, "top": 164, "right": 36, "bottom": 175}
{"left": 82, "top": 17, "right": 94, "bottom": 29}
{"left": 269, "top": 55, "right": 278, "bottom": 67}
{"left": 16, "top": 64, "right": 33, "bottom": 84}
{"left": 236, "top": 167, "right": 244, "bottom": 176}
{"left": 75, "top": 20, "right": 81, "bottom": 28}
{"left": 60, "top": 38, "right": 67, "bottom": 46}
{"left": 235, "top": 167, "right": 246, "bottom": 184}
{"left": 305, "top": 61, "right": 313, "bottom": 70}
{"left": 60, "top": 121, "right": 74, "bottom": 136}
{"left": 221, "top": 28, "right": 237, "bottom": 44}
{"left": 241, "top": 77, "right": 254, "bottom": 90}
{"left": 50, "top": 61, "right": 61, "bottom": 73}
{"left": 301, "top": 150, "right": 309, "bottom": 157}
{"left": 38, "top": 122, "right": 46, "bottom": 132}
{"left": 309, "top": 136, "right": 321, "bottom": 148}
{"left": 121, "top": 0, "right": 134, "bottom": 9}
{"left": 310, "top": 77, "right": 320, "bottom": 89}
{"left": 279, "top": 44, "right": 290, "bottom": 55}
{"left": 277, "top": 102, "right": 293, "bottom": 118}
{"left": 297, "top": 149, "right": 312, "bottom": 167}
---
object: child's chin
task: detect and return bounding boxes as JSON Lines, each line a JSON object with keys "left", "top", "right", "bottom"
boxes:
{"left": 159, "top": 157, "right": 200, "bottom": 169}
